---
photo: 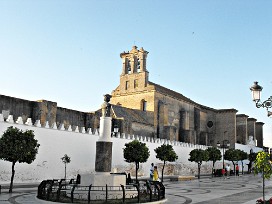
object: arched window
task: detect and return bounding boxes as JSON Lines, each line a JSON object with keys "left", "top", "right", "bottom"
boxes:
{"left": 141, "top": 99, "right": 147, "bottom": 111}
{"left": 137, "top": 58, "right": 141, "bottom": 73}
{"left": 127, "top": 60, "right": 131, "bottom": 74}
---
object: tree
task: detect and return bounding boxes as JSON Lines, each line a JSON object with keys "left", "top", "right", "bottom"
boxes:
{"left": 0, "top": 126, "right": 40, "bottom": 193}
{"left": 254, "top": 151, "right": 272, "bottom": 203}
{"left": 188, "top": 149, "right": 209, "bottom": 179}
{"left": 237, "top": 149, "right": 248, "bottom": 174}
{"left": 154, "top": 144, "right": 178, "bottom": 182}
{"left": 123, "top": 140, "right": 150, "bottom": 182}
{"left": 206, "top": 147, "right": 222, "bottom": 176}
{"left": 61, "top": 154, "right": 71, "bottom": 180}
{"left": 224, "top": 149, "right": 240, "bottom": 175}
{"left": 248, "top": 151, "right": 258, "bottom": 173}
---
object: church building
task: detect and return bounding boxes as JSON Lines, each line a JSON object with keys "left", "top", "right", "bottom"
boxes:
{"left": 0, "top": 45, "right": 264, "bottom": 149}
{"left": 110, "top": 46, "right": 264, "bottom": 148}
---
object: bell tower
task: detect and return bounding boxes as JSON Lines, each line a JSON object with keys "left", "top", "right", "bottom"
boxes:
{"left": 119, "top": 46, "right": 149, "bottom": 93}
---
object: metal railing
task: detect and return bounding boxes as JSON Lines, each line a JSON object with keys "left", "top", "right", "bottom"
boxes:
{"left": 37, "top": 179, "right": 165, "bottom": 203}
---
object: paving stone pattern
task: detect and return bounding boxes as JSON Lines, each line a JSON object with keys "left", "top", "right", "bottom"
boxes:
{"left": 164, "top": 174, "right": 272, "bottom": 204}
{"left": 0, "top": 174, "right": 271, "bottom": 204}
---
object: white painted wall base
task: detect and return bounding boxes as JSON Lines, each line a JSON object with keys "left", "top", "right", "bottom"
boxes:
{"left": 81, "top": 173, "right": 126, "bottom": 186}
{"left": 0, "top": 119, "right": 263, "bottom": 184}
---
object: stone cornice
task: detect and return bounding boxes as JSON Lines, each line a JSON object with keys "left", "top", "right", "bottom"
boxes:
{"left": 247, "top": 118, "right": 257, "bottom": 121}
{"left": 236, "top": 114, "right": 249, "bottom": 118}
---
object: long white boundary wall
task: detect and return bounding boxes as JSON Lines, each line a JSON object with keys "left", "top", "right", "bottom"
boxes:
{"left": 0, "top": 115, "right": 263, "bottom": 184}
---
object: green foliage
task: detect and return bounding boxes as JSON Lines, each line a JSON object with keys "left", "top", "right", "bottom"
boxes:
{"left": 254, "top": 151, "right": 272, "bottom": 179}
{"left": 236, "top": 149, "right": 248, "bottom": 174}
{"left": 154, "top": 144, "right": 178, "bottom": 163}
{"left": 188, "top": 149, "right": 209, "bottom": 179}
{"left": 154, "top": 144, "right": 178, "bottom": 182}
{"left": 224, "top": 148, "right": 240, "bottom": 165}
{"left": 237, "top": 149, "right": 248, "bottom": 161}
{"left": 254, "top": 151, "right": 272, "bottom": 202}
{"left": 188, "top": 149, "right": 209, "bottom": 165}
{"left": 0, "top": 126, "right": 40, "bottom": 193}
{"left": 249, "top": 151, "right": 258, "bottom": 163}
{"left": 123, "top": 140, "right": 150, "bottom": 163}
{"left": 0, "top": 126, "right": 40, "bottom": 164}
{"left": 123, "top": 140, "right": 150, "bottom": 182}
{"left": 206, "top": 147, "right": 222, "bottom": 167}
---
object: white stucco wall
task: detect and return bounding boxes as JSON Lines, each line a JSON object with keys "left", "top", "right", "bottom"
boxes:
{"left": 0, "top": 118, "right": 263, "bottom": 184}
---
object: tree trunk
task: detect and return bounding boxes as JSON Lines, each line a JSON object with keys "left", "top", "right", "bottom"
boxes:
{"left": 198, "top": 163, "right": 201, "bottom": 179}
{"left": 64, "top": 163, "right": 67, "bottom": 180}
{"left": 161, "top": 160, "right": 165, "bottom": 182}
{"left": 263, "top": 166, "right": 265, "bottom": 202}
{"left": 135, "top": 162, "right": 139, "bottom": 183}
{"left": 212, "top": 161, "right": 215, "bottom": 177}
{"left": 9, "top": 162, "right": 15, "bottom": 193}
{"left": 232, "top": 161, "right": 235, "bottom": 176}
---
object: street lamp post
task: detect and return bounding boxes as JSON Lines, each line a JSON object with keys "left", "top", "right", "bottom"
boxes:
{"left": 113, "top": 125, "right": 119, "bottom": 137}
{"left": 250, "top": 81, "right": 272, "bottom": 117}
{"left": 217, "top": 140, "right": 230, "bottom": 169}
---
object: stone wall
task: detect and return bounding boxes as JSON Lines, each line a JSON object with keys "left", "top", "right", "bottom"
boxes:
{"left": 111, "top": 89, "right": 155, "bottom": 112}
{"left": 255, "top": 122, "right": 264, "bottom": 147}
{"left": 131, "top": 122, "right": 154, "bottom": 137}
{"left": 0, "top": 119, "right": 211, "bottom": 184}
{"left": 0, "top": 116, "right": 263, "bottom": 184}
{"left": 0, "top": 94, "right": 39, "bottom": 123}
{"left": 0, "top": 118, "right": 263, "bottom": 184}
{"left": 236, "top": 114, "right": 248, "bottom": 145}
{"left": 215, "top": 109, "right": 238, "bottom": 148}
{"left": 247, "top": 118, "right": 257, "bottom": 142}
{"left": 0, "top": 94, "right": 96, "bottom": 131}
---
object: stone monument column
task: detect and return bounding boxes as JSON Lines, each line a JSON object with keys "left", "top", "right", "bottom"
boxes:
{"left": 81, "top": 94, "right": 125, "bottom": 186}
{"left": 95, "top": 94, "right": 113, "bottom": 172}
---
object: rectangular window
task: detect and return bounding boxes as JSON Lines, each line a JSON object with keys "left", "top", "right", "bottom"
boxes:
{"left": 134, "top": 79, "right": 138, "bottom": 88}
{"left": 125, "top": 81, "right": 129, "bottom": 90}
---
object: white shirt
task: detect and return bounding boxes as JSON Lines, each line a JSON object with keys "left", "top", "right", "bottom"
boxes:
{"left": 226, "top": 165, "right": 230, "bottom": 171}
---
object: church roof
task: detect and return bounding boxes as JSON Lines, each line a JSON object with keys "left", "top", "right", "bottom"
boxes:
{"left": 149, "top": 81, "right": 238, "bottom": 113}
{"left": 111, "top": 105, "right": 154, "bottom": 126}
{"left": 149, "top": 81, "right": 197, "bottom": 104}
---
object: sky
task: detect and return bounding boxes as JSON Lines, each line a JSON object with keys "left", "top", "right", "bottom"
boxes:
{"left": 0, "top": 1, "right": 272, "bottom": 146}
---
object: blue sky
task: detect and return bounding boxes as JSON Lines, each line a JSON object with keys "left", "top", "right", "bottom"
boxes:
{"left": 1, "top": 1, "right": 272, "bottom": 146}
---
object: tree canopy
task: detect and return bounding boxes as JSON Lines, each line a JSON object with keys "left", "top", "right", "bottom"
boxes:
{"left": 254, "top": 151, "right": 272, "bottom": 179}
{"left": 206, "top": 147, "right": 222, "bottom": 169}
{"left": 154, "top": 144, "right": 178, "bottom": 182}
{"left": 254, "top": 151, "right": 272, "bottom": 202}
{"left": 0, "top": 126, "right": 40, "bottom": 193}
{"left": 236, "top": 149, "right": 248, "bottom": 174}
{"left": 61, "top": 154, "right": 71, "bottom": 180}
{"left": 123, "top": 140, "right": 150, "bottom": 182}
{"left": 224, "top": 148, "right": 240, "bottom": 171}
{"left": 248, "top": 151, "right": 258, "bottom": 173}
{"left": 188, "top": 149, "right": 209, "bottom": 179}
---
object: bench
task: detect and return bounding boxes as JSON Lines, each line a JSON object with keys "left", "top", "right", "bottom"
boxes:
{"left": 170, "top": 175, "right": 196, "bottom": 181}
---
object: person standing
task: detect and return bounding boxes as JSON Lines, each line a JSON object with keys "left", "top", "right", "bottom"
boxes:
{"left": 153, "top": 166, "right": 159, "bottom": 181}
{"left": 150, "top": 163, "right": 154, "bottom": 181}
{"left": 221, "top": 168, "right": 226, "bottom": 179}
{"left": 236, "top": 165, "right": 239, "bottom": 176}
{"left": 226, "top": 164, "right": 231, "bottom": 178}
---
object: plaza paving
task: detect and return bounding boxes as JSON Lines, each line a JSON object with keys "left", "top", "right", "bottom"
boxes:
{"left": 0, "top": 174, "right": 272, "bottom": 203}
